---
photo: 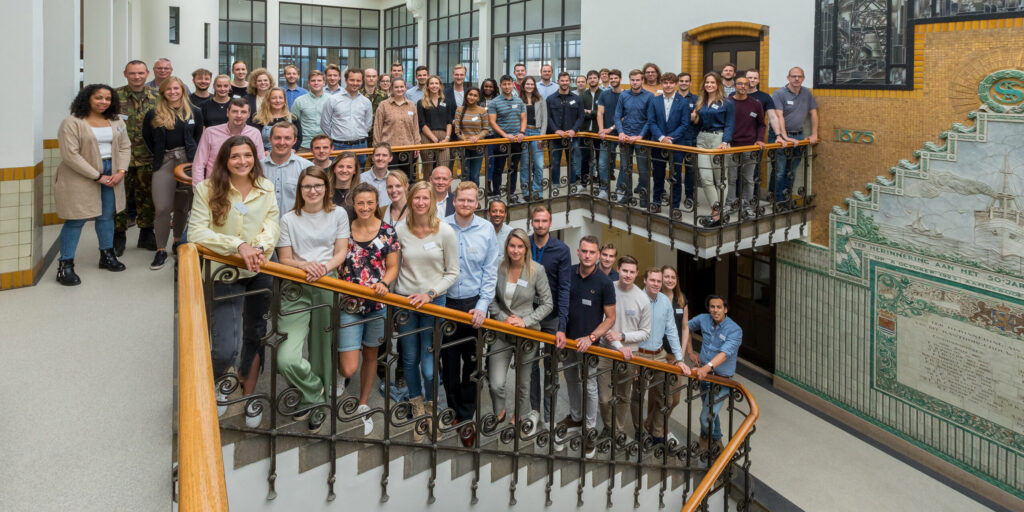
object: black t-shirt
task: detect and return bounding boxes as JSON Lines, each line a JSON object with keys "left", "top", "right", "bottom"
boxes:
{"left": 200, "top": 98, "right": 231, "bottom": 127}
{"left": 526, "top": 103, "right": 536, "bottom": 127}
{"left": 665, "top": 292, "right": 688, "bottom": 354}
{"left": 189, "top": 92, "right": 211, "bottom": 106}
{"left": 566, "top": 264, "right": 616, "bottom": 339}
{"left": 231, "top": 84, "right": 249, "bottom": 98}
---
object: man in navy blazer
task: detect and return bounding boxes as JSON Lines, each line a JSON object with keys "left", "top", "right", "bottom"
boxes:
{"left": 647, "top": 72, "right": 691, "bottom": 210}
{"left": 431, "top": 166, "right": 456, "bottom": 218}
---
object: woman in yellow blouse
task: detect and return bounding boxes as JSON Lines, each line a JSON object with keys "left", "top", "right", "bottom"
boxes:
{"left": 188, "top": 135, "right": 280, "bottom": 428}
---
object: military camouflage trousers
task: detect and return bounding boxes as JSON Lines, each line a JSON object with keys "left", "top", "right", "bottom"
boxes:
{"left": 115, "top": 164, "right": 154, "bottom": 231}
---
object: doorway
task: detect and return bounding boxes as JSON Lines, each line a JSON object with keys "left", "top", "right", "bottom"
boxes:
{"left": 702, "top": 36, "right": 759, "bottom": 76}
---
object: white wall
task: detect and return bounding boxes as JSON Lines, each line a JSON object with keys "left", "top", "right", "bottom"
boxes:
{"left": 43, "top": 0, "right": 81, "bottom": 138}
{"left": 139, "top": 0, "right": 219, "bottom": 81}
{"left": 580, "top": 0, "right": 816, "bottom": 89}
{"left": 0, "top": 0, "right": 44, "bottom": 166}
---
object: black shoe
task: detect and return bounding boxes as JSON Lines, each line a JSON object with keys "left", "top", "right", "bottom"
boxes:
{"left": 98, "top": 249, "right": 126, "bottom": 272}
{"left": 150, "top": 250, "right": 168, "bottom": 270}
{"left": 308, "top": 409, "right": 326, "bottom": 433}
{"left": 137, "top": 228, "right": 157, "bottom": 251}
{"left": 171, "top": 241, "right": 182, "bottom": 257}
{"left": 113, "top": 231, "right": 126, "bottom": 257}
{"left": 56, "top": 259, "right": 81, "bottom": 286}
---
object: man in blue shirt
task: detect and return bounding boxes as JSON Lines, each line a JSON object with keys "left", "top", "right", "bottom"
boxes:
{"left": 614, "top": 70, "right": 654, "bottom": 207}
{"left": 443, "top": 181, "right": 501, "bottom": 447}
{"left": 281, "top": 65, "right": 308, "bottom": 108}
{"left": 546, "top": 72, "right": 584, "bottom": 187}
{"left": 527, "top": 205, "right": 572, "bottom": 433}
{"left": 487, "top": 75, "right": 526, "bottom": 199}
{"left": 688, "top": 295, "right": 743, "bottom": 451}
{"left": 595, "top": 70, "right": 622, "bottom": 200}
{"left": 636, "top": 268, "right": 691, "bottom": 443}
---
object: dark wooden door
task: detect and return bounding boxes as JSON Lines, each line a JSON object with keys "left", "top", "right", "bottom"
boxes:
{"left": 727, "top": 247, "right": 775, "bottom": 372}
{"left": 702, "top": 36, "right": 759, "bottom": 76}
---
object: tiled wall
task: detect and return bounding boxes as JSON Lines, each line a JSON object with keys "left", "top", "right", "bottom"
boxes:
{"left": 0, "top": 163, "right": 44, "bottom": 289}
{"left": 43, "top": 140, "right": 60, "bottom": 225}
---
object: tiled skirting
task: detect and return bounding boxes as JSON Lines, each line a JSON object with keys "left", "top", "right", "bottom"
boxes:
{"left": 0, "top": 161, "right": 43, "bottom": 290}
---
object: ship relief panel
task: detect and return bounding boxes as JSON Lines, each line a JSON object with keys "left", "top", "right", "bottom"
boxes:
{"left": 829, "top": 70, "right": 1024, "bottom": 454}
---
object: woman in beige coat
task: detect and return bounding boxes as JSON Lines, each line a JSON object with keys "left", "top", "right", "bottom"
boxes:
{"left": 55, "top": 84, "right": 131, "bottom": 285}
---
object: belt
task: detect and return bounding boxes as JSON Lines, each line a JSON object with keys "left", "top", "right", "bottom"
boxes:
{"left": 638, "top": 348, "right": 662, "bottom": 356}
{"left": 332, "top": 138, "right": 366, "bottom": 145}
{"left": 700, "top": 130, "right": 723, "bottom": 135}
{"left": 447, "top": 295, "right": 479, "bottom": 311}
{"left": 786, "top": 131, "right": 803, "bottom": 136}
{"left": 527, "top": 126, "right": 538, "bottom": 129}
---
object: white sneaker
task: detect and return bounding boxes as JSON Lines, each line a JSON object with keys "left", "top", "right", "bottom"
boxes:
{"left": 356, "top": 404, "right": 374, "bottom": 435}
{"left": 244, "top": 402, "right": 263, "bottom": 428}
{"left": 597, "top": 190, "right": 609, "bottom": 200}
{"left": 216, "top": 391, "right": 227, "bottom": 417}
{"left": 667, "top": 432, "right": 679, "bottom": 446}
{"left": 525, "top": 410, "right": 540, "bottom": 437}
{"left": 336, "top": 378, "right": 346, "bottom": 397}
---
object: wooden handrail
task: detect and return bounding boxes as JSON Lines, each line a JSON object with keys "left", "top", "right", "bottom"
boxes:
{"left": 177, "top": 243, "right": 229, "bottom": 511}
{"left": 185, "top": 243, "right": 757, "bottom": 509}
{"left": 174, "top": 133, "right": 813, "bottom": 185}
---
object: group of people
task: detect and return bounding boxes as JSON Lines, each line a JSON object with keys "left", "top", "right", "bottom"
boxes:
{"left": 53, "top": 57, "right": 749, "bottom": 452}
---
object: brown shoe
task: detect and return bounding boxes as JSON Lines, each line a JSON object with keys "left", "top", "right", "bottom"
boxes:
{"left": 460, "top": 424, "right": 477, "bottom": 447}
{"left": 555, "top": 414, "right": 583, "bottom": 432}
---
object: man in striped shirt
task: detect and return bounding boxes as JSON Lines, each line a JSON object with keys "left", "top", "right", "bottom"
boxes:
{"left": 486, "top": 75, "right": 526, "bottom": 199}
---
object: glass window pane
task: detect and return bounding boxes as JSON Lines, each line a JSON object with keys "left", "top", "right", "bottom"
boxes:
{"left": 342, "top": 29, "right": 359, "bottom": 47}
{"left": 492, "top": 37, "right": 507, "bottom": 79}
{"left": 525, "top": 0, "right": 542, "bottom": 31}
{"left": 362, "top": 10, "right": 378, "bottom": 28}
{"left": 430, "top": 20, "right": 438, "bottom": 41}
{"left": 429, "top": 0, "right": 438, "bottom": 18}
{"left": 543, "top": 0, "right": 561, "bottom": 28}
{"left": 448, "top": 16, "right": 458, "bottom": 40}
{"left": 323, "top": 27, "right": 341, "bottom": 46}
{"left": 462, "top": 0, "right": 471, "bottom": 12}
{"left": 510, "top": 34, "right": 526, "bottom": 73}
{"left": 544, "top": 31, "right": 562, "bottom": 72}
{"left": 228, "top": 0, "right": 251, "bottom": 21}
{"left": 229, "top": 21, "right": 251, "bottom": 42}
{"left": 219, "top": 20, "right": 227, "bottom": 40}
{"left": 472, "top": 10, "right": 479, "bottom": 37}
{"left": 302, "top": 5, "right": 321, "bottom": 25}
{"left": 361, "top": 29, "right": 378, "bottom": 48}
{"left": 736, "top": 50, "right": 757, "bottom": 72}
{"left": 460, "top": 13, "right": 470, "bottom": 38}
{"left": 564, "top": 29, "right": 580, "bottom": 75}
{"left": 253, "top": 1, "right": 265, "bottom": 22}
{"left": 509, "top": 2, "right": 524, "bottom": 32}
{"left": 384, "top": 29, "right": 391, "bottom": 47}
{"left": 302, "top": 26, "right": 320, "bottom": 46}
{"left": 280, "top": 23, "right": 300, "bottom": 45}
{"left": 524, "top": 33, "right": 541, "bottom": 72}
{"left": 493, "top": 6, "right": 507, "bottom": 34}
{"left": 219, "top": 0, "right": 227, "bottom": 20}
{"left": 439, "top": 0, "right": 448, "bottom": 17}
{"left": 564, "top": 0, "right": 581, "bottom": 25}
{"left": 342, "top": 8, "right": 361, "bottom": 27}
{"left": 253, "top": 22, "right": 265, "bottom": 44}
{"left": 323, "top": 7, "right": 341, "bottom": 26}
{"left": 280, "top": 3, "right": 300, "bottom": 24}
{"left": 405, "top": 25, "right": 414, "bottom": 45}
{"left": 430, "top": 45, "right": 439, "bottom": 76}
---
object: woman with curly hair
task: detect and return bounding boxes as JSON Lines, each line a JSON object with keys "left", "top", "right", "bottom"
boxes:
{"left": 188, "top": 135, "right": 280, "bottom": 428}
{"left": 252, "top": 87, "right": 302, "bottom": 151}
{"left": 245, "top": 67, "right": 274, "bottom": 117}
{"left": 54, "top": 84, "right": 131, "bottom": 285}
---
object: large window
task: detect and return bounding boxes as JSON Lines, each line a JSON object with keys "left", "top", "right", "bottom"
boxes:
{"left": 279, "top": 3, "right": 379, "bottom": 88}
{"left": 385, "top": 5, "right": 418, "bottom": 85}
{"left": 815, "top": 0, "right": 1024, "bottom": 88}
{"left": 491, "top": 0, "right": 581, "bottom": 80}
{"left": 427, "top": 0, "right": 480, "bottom": 86}
{"left": 218, "top": 0, "right": 267, "bottom": 75}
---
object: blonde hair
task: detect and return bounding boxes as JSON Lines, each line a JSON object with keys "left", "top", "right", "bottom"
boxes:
{"left": 695, "top": 71, "right": 725, "bottom": 112}
{"left": 151, "top": 76, "right": 194, "bottom": 130}
{"left": 253, "top": 88, "right": 295, "bottom": 125}
{"left": 498, "top": 228, "right": 535, "bottom": 280}
{"left": 379, "top": 169, "right": 410, "bottom": 218}
{"left": 406, "top": 181, "right": 440, "bottom": 233}
{"left": 420, "top": 75, "right": 444, "bottom": 109}
{"left": 246, "top": 68, "right": 273, "bottom": 96}
{"left": 293, "top": 166, "right": 336, "bottom": 215}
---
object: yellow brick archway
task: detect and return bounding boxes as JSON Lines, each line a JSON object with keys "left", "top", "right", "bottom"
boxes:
{"left": 680, "top": 22, "right": 769, "bottom": 79}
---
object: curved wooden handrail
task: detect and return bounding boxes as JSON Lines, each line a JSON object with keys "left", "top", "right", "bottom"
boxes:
{"left": 183, "top": 243, "right": 757, "bottom": 509}
{"left": 174, "top": 133, "right": 813, "bottom": 185}
{"left": 177, "top": 243, "right": 229, "bottom": 511}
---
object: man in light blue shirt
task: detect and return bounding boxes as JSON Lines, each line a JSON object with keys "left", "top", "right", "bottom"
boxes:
{"left": 260, "top": 123, "right": 312, "bottom": 216}
{"left": 359, "top": 142, "right": 393, "bottom": 207}
{"left": 320, "top": 68, "right": 373, "bottom": 166}
{"left": 688, "top": 295, "right": 743, "bottom": 449}
{"left": 291, "top": 70, "right": 328, "bottom": 149}
{"left": 405, "top": 66, "right": 429, "bottom": 104}
{"left": 442, "top": 181, "right": 501, "bottom": 445}
{"left": 536, "top": 64, "right": 559, "bottom": 99}
{"left": 636, "top": 268, "right": 691, "bottom": 443}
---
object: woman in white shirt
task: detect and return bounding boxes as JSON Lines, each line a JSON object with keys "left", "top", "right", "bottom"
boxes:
{"left": 276, "top": 166, "right": 350, "bottom": 432}
{"left": 380, "top": 169, "right": 409, "bottom": 228}
{"left": 395, "top": 180, "right": 459, "bottom": 441}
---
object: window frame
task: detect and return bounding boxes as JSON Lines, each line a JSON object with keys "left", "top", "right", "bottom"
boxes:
{"left": 427, "top": 0, "right": 481, "bottom": 86}
{"left": 384, "top": 4, "right": 419, "bottom": 86}
{"left": 278, "top": 2, "right": 380, "bottom": 89}
{"left": 218, "top": 0, "right": 268, "bottom": 75}
{"left": 169, "top": 6, "right": 180, "bottom": 45}
{"left": 490, "top": 0, "right": 581, "bottom": 79}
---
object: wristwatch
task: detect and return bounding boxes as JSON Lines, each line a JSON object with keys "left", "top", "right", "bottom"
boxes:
{"left": 427, "top": 289, "right": 436, "bottom": 298}
{"left": 706, "top": 361, "right": 714, "bottom": 370}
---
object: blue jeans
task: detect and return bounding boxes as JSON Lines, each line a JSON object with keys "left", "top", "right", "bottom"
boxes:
{"left": 699, "top": 381, "right": 730, "bottom": 440}
{"left": 461, "top": 147, "right": 484, "bottom": 186}
{"left": 772, "top": 132, "right": 804, "bottom": 201}
{"left": 488, "top": 142, "right": 522, "bottom": 197}
{"left": 522, "top": 128, "right": 545, "bottom": 195}
{"left": 547, "top": 137, "right": 576, "bottom": 186}
{"left": 210, "top": 272, "right": 272, "bottom": 378}
{"left": 614, "top": 141, "right": 651, "bottom": 204}
{"left": 338, "top": 307, "right": 387, "bottom": 352}
{"left": 333, "top": 140, "right": 368, "bottom": 167}
{"left": 399, "top": 295, "right": 446, "bottom": 401}
{"left": 59, "top": 159, "right": 115, "bottom": 259}
{"left": 597, "top": 140, "right": 618, "bottom": 192}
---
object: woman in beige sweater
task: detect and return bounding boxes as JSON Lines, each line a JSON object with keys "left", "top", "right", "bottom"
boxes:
{"left": 54, "top": 84, "right": 131, "bottom": 285}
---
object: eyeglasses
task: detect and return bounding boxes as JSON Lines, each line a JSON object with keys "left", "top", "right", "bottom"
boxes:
{"left": 301, "top": 184, "right": 325, "bottom": 191}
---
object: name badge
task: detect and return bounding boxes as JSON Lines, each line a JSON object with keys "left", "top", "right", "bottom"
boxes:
{"left": 232, "top": 201, "right": 249, "bottom": 215}
{"left": 470, "top": 116, "right": 479, "bottom": 121}
{"left": 372, "top": 238, "right": 385, "bottom": 249}
{"left": 675, "top": 308, "right": 684, "bottom": 314}
{"left": 582, "top": 298, "right": 592, "bottom": 306}
{"left": 407, "top": 110, "right": 415, "bottom": 115}
{"left": 188, "top": 119, "right": 195, "bottom": 125}
{"left": 439, "top": 102, "right": 446, "bottom": 107}
{"left": 423, "top": 241, "right": 437, "bottom": 250}
{"left": 569, "top": 100, "right": 576, "bottom": 105}
{"left": 711, "top": 104, "right": 720, "bottom": 109}
{"left": 749, "top": 111, "right": 758, "bottom": 118}
{"left": 516, "top": 279, "right": 528, "bottom": 288}
{"left": 786, "top": 100, "right": 794, "bottom": 105}
{"left": 719, "top": 334, "right": 726, "bottom": 340}
{"left": 118, "top": 114, "right": 129, "bottom": 121}
{"left": 626, "top": 308, "right": 637, "bottom": 317}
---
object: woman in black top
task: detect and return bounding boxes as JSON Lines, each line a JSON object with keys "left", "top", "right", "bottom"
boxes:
{"left": 417, "top": 75, "right": 453, "bottom": 177}
{"left": 200, "top": 74, "right": 234, "bottom": 127}
{"left": 142, "top": 76, "right": 203, "bottom": 270}
{"left": 660, "top": 265, "right": 695, "bottom": 361}
{"left": 330, "top": 151, "right": 361, "bottom": 220}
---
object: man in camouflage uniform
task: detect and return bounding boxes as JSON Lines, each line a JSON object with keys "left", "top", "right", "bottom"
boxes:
{"left": 360, "top": 67, "right": 389, "bottom": 154}
{"left": 114, "top": 60, "right": 159, "bottom": 255}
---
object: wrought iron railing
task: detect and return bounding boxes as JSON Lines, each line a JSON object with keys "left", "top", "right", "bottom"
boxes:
{"left": 177, "top": 243, "right": 759, "bottom": 510}
{"left": 175, "top": 133, "right": 814, "bottom": 258}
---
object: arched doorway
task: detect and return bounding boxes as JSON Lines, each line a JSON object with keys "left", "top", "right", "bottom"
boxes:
{"left": 680, "top": 22, "right": 769, "bottom": 77}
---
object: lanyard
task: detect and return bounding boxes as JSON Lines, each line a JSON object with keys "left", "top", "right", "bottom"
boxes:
{"left": 532, "top": 240, "right": 547, "bottom": 263}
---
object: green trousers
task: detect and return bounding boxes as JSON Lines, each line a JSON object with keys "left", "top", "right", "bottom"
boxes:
{"left": 115, "top": 164, "right": 154, "bottom": 230}
{"left": 277, "top": 282, "right": 335, "bottom": 406}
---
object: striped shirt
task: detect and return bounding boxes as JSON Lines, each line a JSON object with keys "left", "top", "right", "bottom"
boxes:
{"left": 487, "top": 94, "right": 525, "bottom": 136}
{"left": 453, "top": 105, "right": 490, "bottom": 140}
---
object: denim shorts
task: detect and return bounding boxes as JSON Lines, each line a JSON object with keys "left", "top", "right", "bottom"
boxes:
{"left": 337, "top": 307, "right": 387, "bottom": 352}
